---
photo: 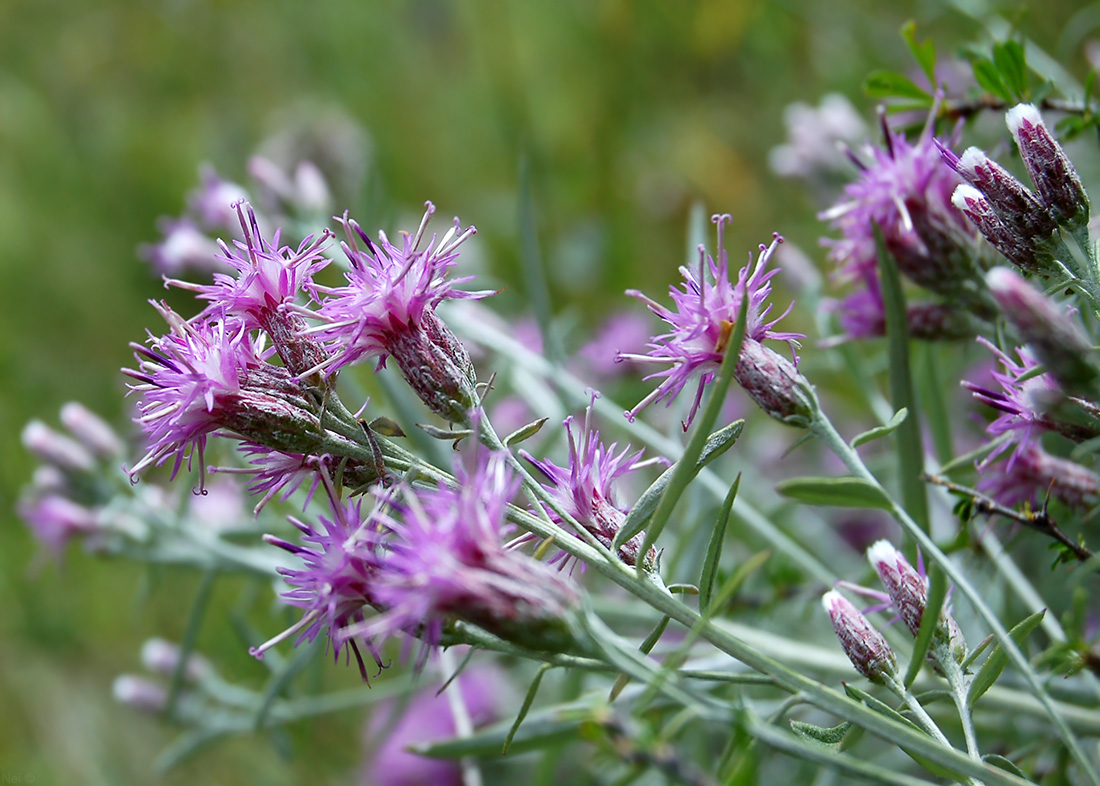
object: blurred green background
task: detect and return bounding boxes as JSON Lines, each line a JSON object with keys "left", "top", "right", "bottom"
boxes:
{"left": 0, "top": 1, "right": 1093, "bottom": 783}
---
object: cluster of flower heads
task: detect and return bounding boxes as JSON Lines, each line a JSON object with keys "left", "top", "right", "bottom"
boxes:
{"left": 620, "top": 214, "right": 811, "bottom": 428}
{"left": 256, "top": 449, "right": 581, "bottom": 677}
{"left": 824, "top": 540, "right": 966, "bottom": 683}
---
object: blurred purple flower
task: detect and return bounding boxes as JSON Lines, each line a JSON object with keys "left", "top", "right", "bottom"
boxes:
{"left": 977, "top": 441, "right": 1100, "bottom": 513}
{"left": 578, "top": 311, "right": 653, "bottom": 379}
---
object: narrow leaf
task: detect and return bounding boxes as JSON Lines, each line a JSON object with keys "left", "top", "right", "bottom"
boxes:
{"left": 790, "top": 720, "right": 852, "bottom": 748}
{"left": 969, "top": 609, "right": 1046, "bottom": 707}
{"left": 874, "top": 224, "right": 929, "bottom": 532}
{"left": 851, "top": 408, "right": 909, "bottom": 448}
{"left": 504, "top": 417, "right": 549, "bottom": 446}
{"left": 615, "top": 420, "right": 744, "bottom": 547}
{"left": 864, "top": 70, "right": 933, "bottom": 101}
{"left": 775, "top": 476, "right": 893, "bottom": 510}
{"left": 992, "top": 40, "right": 1027, "bottom": 99}
{"left": 504, "top": 664, "right": 552, "bottom": 755}
{"left": 368, "top": 416, "right": 405, "bottom": 437}
{"left": 417, "top": 423, "right": 475, "bottom": 441}
{"left": 609, "top": 615, "right": 670, "bottom": 701}
{"left": 983, "top": 754, "right": 1028, "bottom": 779}
{"left": 700, "top": 474, "right": 741, "bottom": 612}
{"left": 971, "top": 56, "right": 1011, "bottom": 101}
{"left": 904, "top": 564, "right": 947, "bottom": 687}
{"left": 901, "top": 20, "right": 937, "bottom": 86}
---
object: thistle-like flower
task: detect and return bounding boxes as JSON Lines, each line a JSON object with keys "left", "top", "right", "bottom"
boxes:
{"left": 303, "top": 202, "right": 493, "bottom": 423}
{"left": 821, "top": 114, "right": 976, "bottom": 296}
{"left": 165, "top": 202, "right": 333, "bottom": 377}
{"left": 963, "top": 338, "right": 1100, "bottom": 467}
{"left": 124, "top": 304, "right": 325, "bottom": 485}
{"left": 821, "top": 590, "right": 897, "bottom": 683}
{"left": 523, "top": 392, "right": 661, "bottom": 568}
{"left": 620, "top": 215, "right": 806, "bottom": 427}
{"left": 977, "top": 440, "right": 1100, "bottom": 513}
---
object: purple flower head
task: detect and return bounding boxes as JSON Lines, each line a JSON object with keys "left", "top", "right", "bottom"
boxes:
{"left": 124, "top": 305, "right": 264, "bottom": 482}
{"left": 16, "top": 494, "right": 100, "bottom": 556}
{"left": 822, "top": 590, "right": 897, "bottom": 683}
{"left": 522, "top": 391, "right": 663, "bottom": 568}
{"left": 166, "top": 202, "right": 332, "bottom": 329}
{"left": 257, "top": 481, "right": 388, "bottom": 682}
{"left": 977, "top": 441, "right": 1100, "bottom": 512}
{"left": 962, "top": 338, "right": 1085, "bottom": 469}
{"left": 579, "top": 311, "right": 653, "bottom": 379}
{"left": 342, "top": 449, "right": 580, "bottom": 661}
{"left": 620, "top": 215, "right": 804, "bottom": 428}
{"left": 124, "top": 304, "right": 327, "bottom": 487}
{"left": 304, "top": 203, "right": 493, "bottom": 421}
{"left": 821, "top": 115, "right": 973, "bottom": 291}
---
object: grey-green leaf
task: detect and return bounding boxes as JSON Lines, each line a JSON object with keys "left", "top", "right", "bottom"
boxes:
{"left": 504, "top": 417, "right": 549, "bottom": 446}
{"left": 969, "top": 609, "right": 1046, "bottom": 707}
{"left": 775, "top": 476, "right": 893, "bottom": 510}
{"left": 851, "top": 408, "right": 909, "bottom": 448}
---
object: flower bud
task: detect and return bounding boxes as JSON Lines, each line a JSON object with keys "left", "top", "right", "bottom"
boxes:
{"left": 822, "top": 590, "right": 898, "bottom": 683}
{"left": 948, "top": 146, "right": 1058, "bottom": 244}
{"left": 734, "top": 339, "right": 814, "bottom": 426}
{"left": 112, "top": 675, "right": 169, "bottom": 714}
{"left": 1007, "top": 104, "right": 1090, "bottom": 232}
{"left": 386, "top": 311, "right": 481, "bottom": 424}
{"left": 22, "top": 420, "right": 95, "bottom": 473}
{"left": 951, "top": 185, "right": 1048, "bottom": 275}
{"left": 986, "top": 267, "right": 1099, "bottom": 394}
{"left": 140, "top": 638, "right": 212, "bottom": 682}
{"left": 59, "top": 402, "right": 123, "bottom": 459}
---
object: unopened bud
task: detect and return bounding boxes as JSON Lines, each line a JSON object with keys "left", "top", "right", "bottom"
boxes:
{"left": 986, "top": 267, "right": 1098, "bottom": 393}
{"left": 822, "top": 590, "right": 897, "bottom": 683}
{"left": 735, "top": 340, "right": 814, "bottom": 426}
{"left": 1007, "top": 104, "right": 1090, "bottom": 232}
{"left": 59, "top": 402, "right": 123, "bottom": 459}
{"left": 950, "top": 147, "right": 1057, "bottom": 243}
{"left": 140, "top": 638, "right": 212, "bottom": 682}
{"left": 388, "top": 311, "right": 480, "bottom": 424}
{"left": 112, "top": 675, "right": 168, "bottom": 714}
{"left": 22, "top": 421, "right": 95, "bottom": 473}
{"left": 951, "top": 185, "right": 1047, "bottom": 275}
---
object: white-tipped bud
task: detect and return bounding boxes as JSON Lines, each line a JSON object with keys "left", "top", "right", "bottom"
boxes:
{"left": 822, "top": 590, "right": 897, "bottom": 683}
{"left": 112, "top": 675, "right": 168, "bottom": 714}
{"left": 1007, "top": 103, "right": 1089, "bottom": 231}
{"left": 866, "top": 540, "right": 927, "bottom": 638}
{"left": 59, "top": 402, "right": 123, "bottom": 459}
{"left": 22, "top": 420, "right": 95, "bottom": 473}
{"left": 140, "top": 638, "right": 212, "bottom": 682}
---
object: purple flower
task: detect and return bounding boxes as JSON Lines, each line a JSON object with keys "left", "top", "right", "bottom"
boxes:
{"left": 977, "top": 441, "right": 1100, "bottom": 513}
{"left": 620, "top": 215, "right": 805, "bottom": 427}
{"left": 522, "top": 392, "right": 661, "bottom": 568}
{"left": 258, "top": 486, "right": 387, "bottom": 681}
{"left": 962, "top": 338, "right": 1100, "bottom": 467}
{"left": 361, "top": 664, "right": 506, "bottom": 786}
{"left": 16, "top": 494, "right": 100, "bottom": 556}
{"left": 139, "top": 218, "right": 227, "bottom": 278}
{"left": 822, "top": 590, "right": 897, "bottom": 683}
{"left": 189, "top": 165, "right": 250, "bottom": 231}
{"left": 578, "top": 311, "right": 653, "bottom": 379}
{"left": 345, "top": 450, "right": 580, "bottom": 659}
{"left": 166, "top": 202, "right": 332, "bottom": 330}
{"left": 257, "top": 450, "right": 580, "bottom": 675}
{"left": 821, "top": 118, "right": 973, "bottom": 293}
{"left": 124, "top": 304, "right": 325, "bottom": 485}
{"left": 304, "top": 203, "right": 492, "bottom": 422}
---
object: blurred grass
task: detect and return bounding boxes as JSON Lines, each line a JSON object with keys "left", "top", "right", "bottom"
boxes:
{"left": 0, "top": 0, "right": 1091, "bottom": 782}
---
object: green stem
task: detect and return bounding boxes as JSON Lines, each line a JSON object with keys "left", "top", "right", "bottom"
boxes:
{"left": 810, "top": 410, "right": 1099, "bottom": 786}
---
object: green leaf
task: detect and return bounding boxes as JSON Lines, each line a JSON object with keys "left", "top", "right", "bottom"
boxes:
{"left": 904, "top": 564, "right": 946, "bottom": 687}
{"left": 699, "top": 474, "right": 741, "bottom": 613}
{"left": 901, "top": 21, "right": 937, "bottom": 87}
{"left": 992, "top": 40, "right": 1027, "bottom": 99}
{"left": 504, "top": 417, "right": 549, "bottom": 446}
{"left": 971, "top": 55, "right": 1012, "bottom": 101}
{"left": 503, "top": 663, "right": 552, "bottom": 755}
{"left": 969, "top": 609, "right": 1046, "bottom": 707}
{"left": 983, "top": 754, "right": 1028, "bottom": 779}
{"left": 851, "top": 408, "right": 909, "bottom": 448}
{"left": 874, "top": 224, "right": 928, "bottom": 532}
{"left": 609, "top": 616, "right": 670, "bottom": 701}
{"left": 367, "top": 416, "right": 405, "bottom": 437}
{"left": 615, "top": 421, "right": 744, "bottom": 548}
{"left": 790, "top": 720, "right": 852, "bottom": 748}
{"left": 775, "top": 476, "right": 893, "bottom": 510}
{"left": 864, "top": 70, "right": 933, "bottom": 102}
